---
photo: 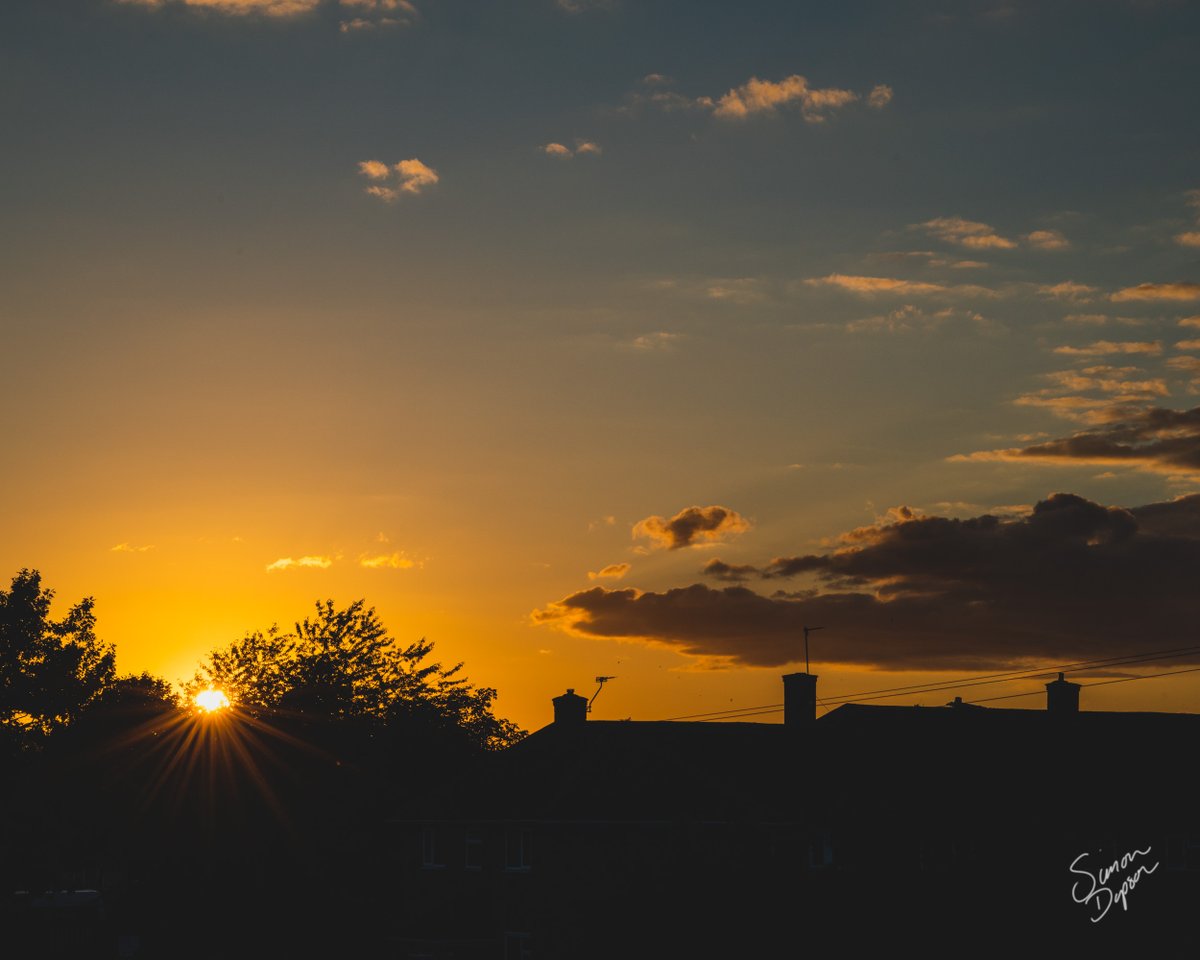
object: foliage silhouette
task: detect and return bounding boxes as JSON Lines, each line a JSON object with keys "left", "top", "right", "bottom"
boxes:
{"left": 186, "top": 597, "right": 525, "bottom": 750}
{"left": 0, "top": 568, "right": 116, "bottom": 751}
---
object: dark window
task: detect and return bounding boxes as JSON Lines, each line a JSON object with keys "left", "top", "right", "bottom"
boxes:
{"left": 504, "top": 932, "right": 532, "bottom": 960}
{"left": 809, "top": 832, "right": 834, "bottom": 869}
{"left": 465, "top": 831, "right": 484, "bottom": 870}
{"left": 505, "top": 828, "right": 533, "bottom": 871}
{"left": 421, "top": 827, "right": 444, "bottom": 869}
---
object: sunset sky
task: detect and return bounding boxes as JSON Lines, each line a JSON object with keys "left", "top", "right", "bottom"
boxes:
{"left": 3, "top": 0, "right": 1200, "bottom": 731}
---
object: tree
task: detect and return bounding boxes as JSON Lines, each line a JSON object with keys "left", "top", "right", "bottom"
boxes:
{"left": 186, "top": 598, "right": 525, "bottom": 749}
{"left": 0, "top": 569, "right": 117, "bottom": 750}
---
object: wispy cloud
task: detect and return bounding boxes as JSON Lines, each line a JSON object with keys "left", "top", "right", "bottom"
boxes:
{"left": 110, "top": 542, "right": 155, "bottom": 553}
{"left": 1024, "top": 228, "right": 1071, "bottom": 250}
{"left": 265, "top": 555, "right": 333, "bottom": 571}
{"left": 629, "top": 331, "right": 685, "bottom": 351}
{"left": 541, "top": 139, "right": 602, "bottom": 158}
{"left": 1111, "top": 282, "right": 1200, "bottom": 302}
{"left": 1038, "top": 281, "right": 1099, "bottom": 302}
{"left": 554, "top": 0, "right": 615, "bottom": 12}
{"left": 918, "top": 217, "right": 1017, "bottom": 250}
{"left": 588, "top": 562, "right": 631, "bottom": 580}
{"left": 712, "top": 75, "right": 860, "bottom": 122}
{"left": 117, "top": 0, "right": 321, "bottom": 14}
{"left": 866, "top": 84, "right": 893, "bottom": 109}
{"left": 805, "top": 274, "right": 996, "bottom": 299}
{"left": 1052, "top": 340, "right": 1162, "bottom": 356}
{"left": 625, "top": 73, "right": 890, "bottom": 124}
{"left": 358, "top": 551, "right": 420, "bottom": 569}
{"left": 339, "top": 0, "right": 418, "bottom": 30}
{"left": 806, "top": 274, "right": 947, "bottom": 296}
{"left": 358, "top": 158, "right": 439, "bottom": 201}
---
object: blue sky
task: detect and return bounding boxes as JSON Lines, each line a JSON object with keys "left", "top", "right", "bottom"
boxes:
{"left": 3, "top": 0, "right": 1199, "bottom": 727}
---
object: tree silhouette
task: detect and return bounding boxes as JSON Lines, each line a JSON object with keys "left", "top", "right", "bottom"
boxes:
{"left": 0, "top": 568, "right": 116, "bottom": 751}
{"left": 187, "top": 598, "right": 525, "bottom": 749}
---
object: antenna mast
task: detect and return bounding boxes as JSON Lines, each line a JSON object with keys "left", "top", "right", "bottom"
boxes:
{"left": 589, "top": 676, "right": 616, "bottom": 714}
{"left": 803, "top": 626, "right": 825, "bottom": 674}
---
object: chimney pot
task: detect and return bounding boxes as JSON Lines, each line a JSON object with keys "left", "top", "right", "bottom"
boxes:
{"left": 1046, "top": 673, "right": 1080, "bottom": 715}
{"left": 782, "top": 672, "right": 818, "bottom": 728}
{"left": 552, "top": 688, "right": 588, "bottom": 726}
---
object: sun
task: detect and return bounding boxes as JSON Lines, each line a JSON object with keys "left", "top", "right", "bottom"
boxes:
{"left": 194, "top": 688, "right": 231, "bottom": 713}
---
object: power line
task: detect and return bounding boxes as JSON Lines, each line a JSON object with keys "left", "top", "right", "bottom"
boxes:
{"left": 818, "top": 644, "right": 1200, "bottom": 704}
{"left": 966, "top": 665, "right": 1200, "bottom": 703}
{"left": 662, "top": 703, "right": 782, "bottom": 722}
{"left": 656, "top": 643, "right": 1200, "bottom": 721}
{"left": 699, "top": 708, "right": 783, "bottom": 722}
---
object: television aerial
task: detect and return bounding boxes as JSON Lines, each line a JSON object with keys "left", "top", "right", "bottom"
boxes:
{"left": 803, "top": 625, "right": 825, "bottom": 673}
{"left": 589, "top": 676, "right": 617, "bottom": 714}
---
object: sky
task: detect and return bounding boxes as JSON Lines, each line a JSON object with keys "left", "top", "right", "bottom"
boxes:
{"left": 3, "top": 0, "right": 1199, "bottom": 732}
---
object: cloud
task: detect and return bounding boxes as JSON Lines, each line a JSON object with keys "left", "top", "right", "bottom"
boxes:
{"left": 712, "top": 75, "right": 860, "bottom": 122}
{"left": 1024, "top": 229, "right": 1071, "bottom": 250}
{"left": 554, "top": 0, "right": 615, "bottom": 11}
{"left": 541, "top": 139, "right": 602, "bottom": 158}
{"left": 358, "top": 158, "right": 439, "bottom": 201}
{"left": 1038, "top": 281, "right": 1098, "bottom": 301}
{"left": 1111, "top": 283, "right": 1200, "bottom": 303}
{"left": 1022, "top": 367, "right": 1168, "bottom": 400}
{"left": 265, "top": 555, "right": 333, "bottom": 571}
{"left": 626, "top": 74, "right": 888, "bottom": 124}
{"left": 919, "top": 217, "right": 1017, "bottom": 251}
{"left": 116, "top": 0, "right": 320, "bottom": 14}
{"left": 338, "top": 0, "right": 418, "bottom": 30}
{"left": 952, "top": 405, "right": 1200, "bottom": 475}
{"left": 118, "top": 0, "right": 418, "bottom": 27}
{"left": 1175, "top": 232, "right": 1200, "bottom": 247}
{"left": 867, "top": 84, "right": 893, "bottom": 109}
{"left": 633, "top": 505, "right": 751, "bottom": 550}
{"left": 110, "top": 542, "right": 155, "bottom": 553}
{"left": 359, "top": 551, "right": 419, "bottom": 569}
{"left": 629, "top": 331, "right": 684, "bottom": 351}
{"left": 844, "top": 304, "right": 994, "bottom": 334}
{"left": 533, "top": 493, "right": 1200, "bottom": 670}
{"left": 1052, "top": 340, "right": 1162, "bottom": 356}
{"left": 805, "top": 274, "right": 947, "bottom": 297}
{"left": 589, "top": 562, "right": 631, "bottom": 580}
{"left": 702, "top": 559, "right": 762, "bottom": 582}
{"left": 1182, "top": 316, "right": 1200, "bottom": 329}
{"left": 1176, "top": 339, "right": 1200, "bottom": 351}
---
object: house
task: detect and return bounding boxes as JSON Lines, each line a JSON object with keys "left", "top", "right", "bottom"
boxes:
{"left": 390, "top": 672, "right": 1200, "bottom": 958}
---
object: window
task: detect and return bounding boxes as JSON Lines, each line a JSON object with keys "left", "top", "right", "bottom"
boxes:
{"left": 504, "top": 932, "right": 532, "bottom": 960}
{"left": 420, "top": 827, "right": 444, "bottom": 869}
{"left": 465, "top": 831, "right": 484, "bottom": 870}
{"left": 505, "top": 828, "right": 533, "bottom": 871}
{"left": 808, "top": 831, "right": 834, "bottom": 870}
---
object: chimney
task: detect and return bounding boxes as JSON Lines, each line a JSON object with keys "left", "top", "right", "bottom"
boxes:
{"left": 782, "top": 672, "right": 818, "bottom": 728}
{"left": 552, "top": 688, "right": 588, "bottom": 727}
{"left": 1045, "top": 672, "right": 1080, "bottom": 715}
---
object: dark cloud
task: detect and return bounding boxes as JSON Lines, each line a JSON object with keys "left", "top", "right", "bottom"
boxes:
{"left": 701, "top": 559, "right": 761, "bottom": 582}
{"left": 633, "top": 505, "right": 750, "bottom": 550}
{"left": 535, "top": 493, "right": 1200, "bottom": 670}
{"left": 953, "top": 405, "right": 1200, "bottom": 474}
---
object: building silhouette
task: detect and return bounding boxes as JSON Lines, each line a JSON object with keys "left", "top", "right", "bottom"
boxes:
{"left": 391, "top": 672, "right": 1200, "bottom": 958}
